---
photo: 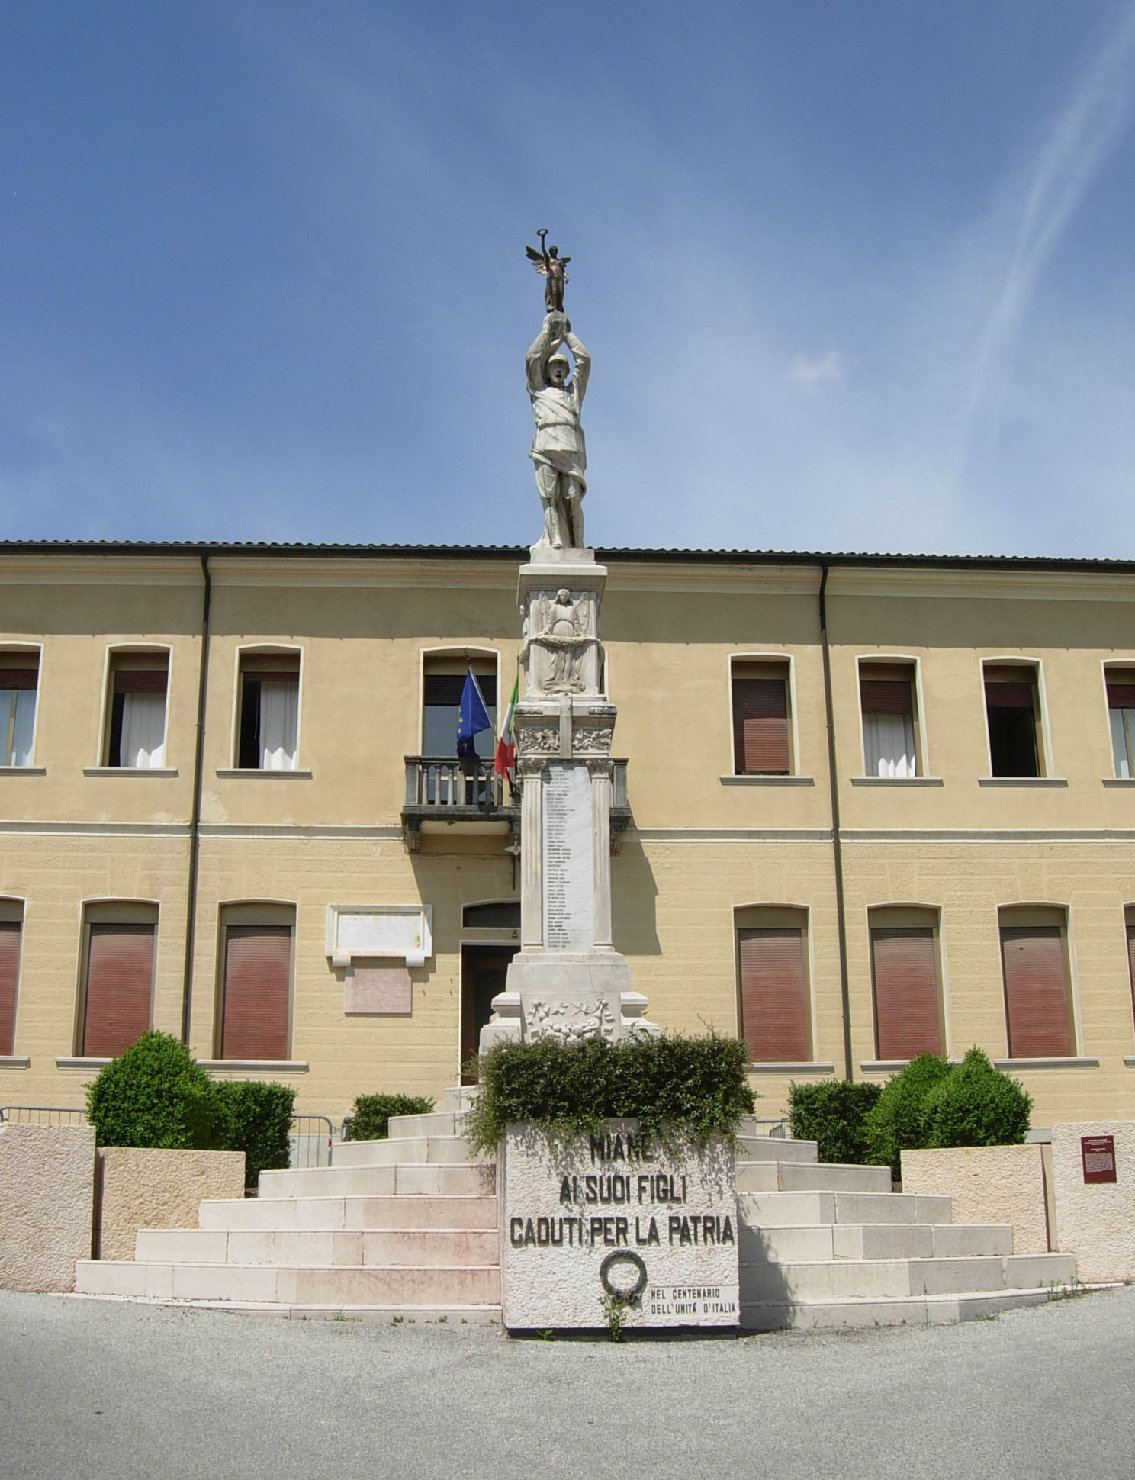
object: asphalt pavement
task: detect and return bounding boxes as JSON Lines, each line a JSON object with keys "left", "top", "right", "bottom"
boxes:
{"left": 2, "top": 1285, "right": 1133, "bottom": 1479}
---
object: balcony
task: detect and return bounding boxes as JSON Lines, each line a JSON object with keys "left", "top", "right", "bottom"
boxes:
{"left": 401, "top": 756, "right": 632, "bottom": 851}
{"left": 402, "top": 756, "right": 517, "bottom": 850}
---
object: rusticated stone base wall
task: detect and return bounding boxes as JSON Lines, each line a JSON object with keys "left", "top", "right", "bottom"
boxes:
{"left": 900, "top": 1144, "right": 1049, "bottom": 1254}
{"left": 1050, "top": 1121, "right": 1135, "bottom": 1284}
{"left": 97, "top": 1147, "right": 246, "bottom": 1260}
{"left": 0, "top": 1124, "right": 95, "bottom": 1291}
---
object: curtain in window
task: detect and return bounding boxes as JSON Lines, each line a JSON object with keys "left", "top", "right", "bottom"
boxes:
{"left": 1109, "top": 707, "right": 1134, "bottom": 778}
{"left": 119, "top": 692, "right": 166, "bottom": 768}
{"left": 1, "top": 678, "right": 37, "bottom": 767}
{"left": 259, "top": 681, "right": 298, "bottom": 770}
{"left": 863, "top": 712, "right": 916, "bottom": 777}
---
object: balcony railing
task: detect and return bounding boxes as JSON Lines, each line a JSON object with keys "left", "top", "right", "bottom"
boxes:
{"left": 402, "top": 756, "right": 516, "bottom": 849}
{"left": 401, "top": 755, "right": 631, "bottom": 850}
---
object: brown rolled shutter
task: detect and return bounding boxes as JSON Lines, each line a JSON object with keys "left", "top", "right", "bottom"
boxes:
{"left": 738, "top": 928, "right": 808, "bottom": 1061}
{"left": 0, "top": 669, "right": 37, "bottom": 689}
{"left": 221, "top": 925, "right": 291, "bottom": 1060}
{"left": 1107, "top": 682, "right": 1135, "bottom": 709}
{"left": 985, "top": 682, "right": 1035, "bottom": 709}
{"left": 733, "top": 678, "right": 789, "bottom": 774}
{"left": 114, "top": 670, "right": 167, "bottom": 694}
{"left": 1001, "top": 926, "right": 1072, "bottom": 1058}
{"left": 0, "top": 922, "right": 20, "bottom": 1056}
{"left": 860, "top": 680, "right": 913, "bottom": 716}
{"left": 83, "top": 923, "right": 154, "bottom": 1057}
{"left": 871, "top": 928, "right": 941, "bottom": 1059}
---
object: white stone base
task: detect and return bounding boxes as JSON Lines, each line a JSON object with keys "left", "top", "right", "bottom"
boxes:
{"left": 501, "top": 1121, "right": 739, "bottom": 1331}
{"left": 479, "top": 954, "right": 659, "bottom": 1053}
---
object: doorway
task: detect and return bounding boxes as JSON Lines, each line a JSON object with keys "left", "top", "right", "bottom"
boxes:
{"left": 460, "top": 943, "right": 519, "bottom": 1083}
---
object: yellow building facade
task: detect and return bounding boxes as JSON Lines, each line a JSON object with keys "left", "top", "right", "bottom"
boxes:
{"left": 2, "top": 542, "right": 1134, "bottom": 1130}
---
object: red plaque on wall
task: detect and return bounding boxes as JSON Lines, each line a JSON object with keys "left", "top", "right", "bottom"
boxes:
{"left": 1081, "top": 1134, "right": 1117, "bottom": 1184}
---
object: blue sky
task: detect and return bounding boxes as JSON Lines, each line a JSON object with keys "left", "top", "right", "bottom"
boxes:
{"left": 3, "top": 2, "right": 1135, "bottom": 558}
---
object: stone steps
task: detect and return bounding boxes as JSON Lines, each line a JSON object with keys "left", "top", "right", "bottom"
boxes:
{"left": 73, "top": 1111, "right": 503, "bottom": 1320}
{"left": 69, "top": 1096, "right": 1082, "bottom": 1333}
{"left": 134, "top": 1226, "right": 500, "bottom": 1267}
{"left": 335, "top": 1135, "right": 489, "bottom": 1167}
{"left": 258, "top": 1162, "right": 495, "bottom": 1199}
{"left": 735, "top": 1135, "right": 818, "bottom": 1165}
{"left": 196, "top": 1194, "right": 497, "bottom": 1232}
{"left": 74, "top": 1259, "right": 501, "bottom": 1307}
{"left": 737, "top": 1161, "right": 893, "bottom": 1195}
{"left": 741, "top": 1251, "right": 1076, "bottom": 1302}
{"left": 739, "top": 1190, "right": 955, "bottom": 1226}
{"left": 741, "top": 1288, "right": 1057, "bottom": 1332}
{"left": 746, "top": 1222, "right": 1015, "bottom": 1262}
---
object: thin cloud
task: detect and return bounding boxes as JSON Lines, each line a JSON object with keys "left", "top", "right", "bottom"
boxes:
{"left": 965, "top": 9, "right": 1135, "bottom": 446}
{"left": 788, "top": 351, "right": 842, "bottom": 394}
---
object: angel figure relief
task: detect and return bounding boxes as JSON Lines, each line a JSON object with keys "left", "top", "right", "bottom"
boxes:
{"left": 525, "top": 228, "right": 570, "bottom": 314}
{"left": 540, "top": 587, "right": 588, "bottom": 692}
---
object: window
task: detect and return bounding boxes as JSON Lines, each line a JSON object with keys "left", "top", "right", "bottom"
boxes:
{"left": 422, "top": 655, "right": 496, "bottom": 760}
{"left": 736, "top": 908, "right": 810, "bottom": 1062}
{"left": 237, "top": 653, "right": 299, "bottom": 770}
{"left": 462, "top": 900, "right": 520, "bottom": 929}
{"left": 984, "top": 664, "right": 1043, "bottom": 778}
{"left": 731, "top": 659, "right": 791, "bottom": 775}
{"left": 77, "top": 905, "right": 156, "bottom": 1057}
{"left": 218, "top": 905, "right": 293, "bottom": 1060}
{"left": 860, "top": 662, "right": 918, "bottom": 777}
{"left": 0, "top": 652, "right": 38, "bottom": 766}
{"left": 0, "top": 901, "right": 23, "bottom": 1056}
{"left": 1126, "top": 909, "right": 1135, "bottom": 1038}
{"left": 869, "top": 908, "right": 942, "bottom": 1059}
{"left": 1106, "top": 669, "right": 1135, "bottom": 778}
{"left": 999, "top": 909, "right": 1073, "bottom": 1058}
{"left": 104, "top": 651, "right": 168, "bottom": 767}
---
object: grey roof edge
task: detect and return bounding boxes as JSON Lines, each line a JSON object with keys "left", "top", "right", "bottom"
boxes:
{"left": 1, "top": 539, "right": 1134, "bottom": 575}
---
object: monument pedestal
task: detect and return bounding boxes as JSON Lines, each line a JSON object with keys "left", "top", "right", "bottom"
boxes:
{"left": 480, "top": 546, "right": 657, "bottom": 1051}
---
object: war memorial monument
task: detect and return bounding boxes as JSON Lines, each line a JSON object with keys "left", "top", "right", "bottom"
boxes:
{"left": 485, "top": 237, "right": 740, "bottom": 1331}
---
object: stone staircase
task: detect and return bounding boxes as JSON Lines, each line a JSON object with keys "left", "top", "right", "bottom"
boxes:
{"left": 75, "top": 1094, "right": 501, "bottom": 1323}
{"left": 74, "top": 1105, "right": 1078, "bottom": 1330}
{"left": 735, "top": 1129, "right": 1078, "bottom": 1330}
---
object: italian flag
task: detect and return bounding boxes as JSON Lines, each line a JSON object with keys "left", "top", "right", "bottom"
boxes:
{"left": 494, "top": 673, "right": 519, "bottom": 777}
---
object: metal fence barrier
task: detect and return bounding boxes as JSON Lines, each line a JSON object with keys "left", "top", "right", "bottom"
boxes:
{"left": 0, "top": 1105, "right": 89, "bottom": 1127}
{"left": 1, "top": 1104, "right": 337, "bottom": 1168}
{"left": 288, "top": 1114, "right": 335, "bottom": 1169}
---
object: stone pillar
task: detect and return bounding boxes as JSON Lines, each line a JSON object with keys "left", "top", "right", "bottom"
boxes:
{"left": 480, "top": 546, "right": 657, "bottom": 1051}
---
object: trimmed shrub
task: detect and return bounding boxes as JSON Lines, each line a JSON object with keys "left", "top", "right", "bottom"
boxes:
{"left": 86, "top": 1031, "right": 223, "bottom": 1150}
{"left": 214, "top": 1080, "right": 296, "bottom": 1187}
{"left": 787, "top": 1079, "right": 883, "bottom": 1165}
{"left": 864, "top": 1054, "right": 954, "bottom": 1178}
{"left": 345, "top": 1094, "right": 435, "bottom": 1142}
{"left": 465, "top": 1034, "right": 755, "bottom": 1153}
{"left": 921, "top": 1048, "right": 1032, "bottom": 1150}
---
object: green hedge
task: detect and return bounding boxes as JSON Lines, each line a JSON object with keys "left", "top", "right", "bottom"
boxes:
{"left": 85, "top": 1032, "right": 296, "bottom": 1188}
{"left": 464, "top": 1034, "right": 755, "bottom": 1153}
{"left": 214, "top": 1080, "right": 296, "bottom": 1187}
{"left": 921, "top": 1048, "right": 1031, "bottom": 1151}
{"left": 86, "top": 1032, "right": 223, "bottom": 1150}
{"left": 863, "top": 1054, "right": 954, "bottom": 1177}
{"left": 787, "top": 1080, "right": 883, "bottom": 1165}
{"left": 345, "top": 1094, "right": 435, "bottom": 1142}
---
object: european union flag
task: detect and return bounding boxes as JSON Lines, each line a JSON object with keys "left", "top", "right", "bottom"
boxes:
{"left": 456, "top": 667, "right": 492, "bottom": 758}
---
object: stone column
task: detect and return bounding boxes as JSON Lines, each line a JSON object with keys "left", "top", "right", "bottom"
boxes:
{"left": 480, "top": 545, "right": 657, "bottom": 1050}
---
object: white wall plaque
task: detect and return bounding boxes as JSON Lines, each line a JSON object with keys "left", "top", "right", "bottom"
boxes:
{"left": 502, "top": 1120, "right": 739, "bottom": 1331}
{"left": 325, "top": 905, "right": 432, "bottom": 968}
{"left": 541, "top": 763, "right": 593, "bottom": 952}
